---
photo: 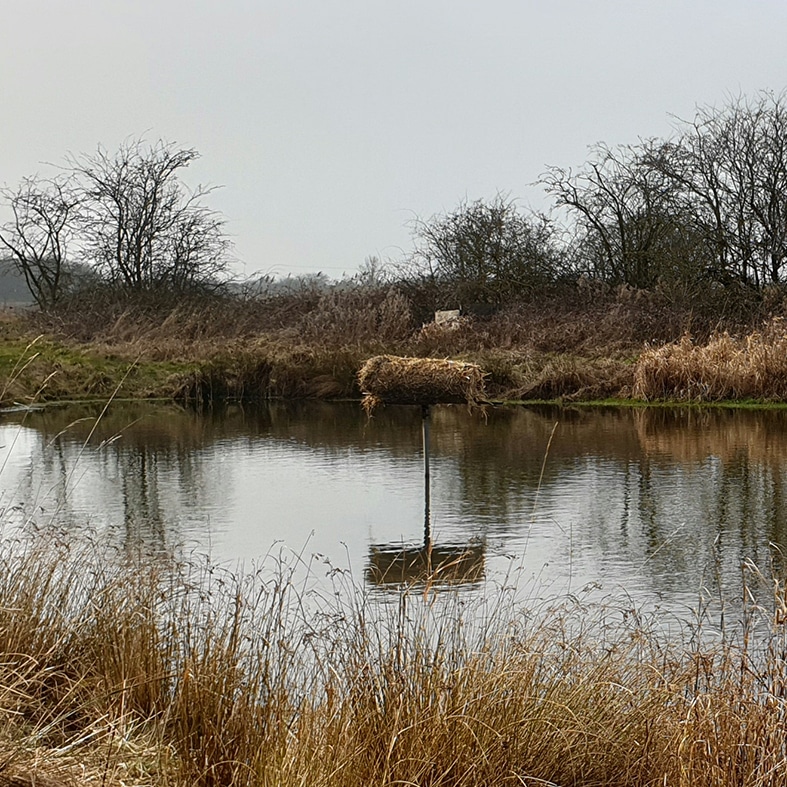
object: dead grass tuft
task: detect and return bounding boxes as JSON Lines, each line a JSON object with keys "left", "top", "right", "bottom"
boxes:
{"left": 634, "top": 318, "right": 787, "bottom": 401}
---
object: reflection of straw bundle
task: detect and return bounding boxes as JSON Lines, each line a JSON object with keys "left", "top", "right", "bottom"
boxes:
{"left": 358, "top": 355, "right": 487, "bottom": 413}
{"left": 367, "top": 543, "right": 485, "bottom": 586}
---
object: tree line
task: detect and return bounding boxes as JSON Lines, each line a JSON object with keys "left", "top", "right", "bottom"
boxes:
{"left": 0, "top": 139, "right": 229, "bottom": 308}
{"left": 3, "top": 91, "right": 787, "bottom": 311}
{"left": 409, "top": 91, "right": 787, "bottom": 309}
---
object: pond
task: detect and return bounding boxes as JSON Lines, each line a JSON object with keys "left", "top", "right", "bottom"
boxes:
{"left": 2, "top": 400, "right": 786, "bottom": 615}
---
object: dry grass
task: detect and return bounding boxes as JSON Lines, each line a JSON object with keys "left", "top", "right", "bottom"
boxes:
{"left": 33, "top": 287, "right": 415, "bottom": 350}
{"left": 29, "top": 285, "right": 697, "bottom": 360}
{"left": 1, "top": 527, "right": 787, "bottom": 786}
{"left": 6, "top": 287, "right": 787, "bottom": 406}
{"left": 634, "top": 319, "right": 787, "bottom": 401}
{"left": 476, "top": 351, "right": 635, "bottom": 402}
{"left": 172, "top": 342, "right": 365, "bottom": 404}
{"left": 357, "top": 355, "right": 488, "bottom": 413}
{"left": 408, "top": 293, "right": 713, "bottom": 358}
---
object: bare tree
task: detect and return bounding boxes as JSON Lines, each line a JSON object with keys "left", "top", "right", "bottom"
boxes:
{"left": 71, "top": 138, "right": 230, "bottom": 293}
{"left": 540, "top": 143, "right": 706, "bottom": 290}
{"left": 645, "top": 92, "right": 787, "bottom": 287}
{"left": 406, "top": 195, "right": 559, "bottom": 306}
{"left": 0, "top": 175, "right": 80, "bottom": 308}
{"left": 1, "top": 139, "right": 233, "bottom": 305}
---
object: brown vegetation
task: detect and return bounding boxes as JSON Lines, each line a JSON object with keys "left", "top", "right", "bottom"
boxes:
{"left": 3, "top": 282, "right": 787, "bottom": 406}
{"left": 634, "top": 318, "right": 787, "bottom": 402}
{"left": 2, "top": 528, "right": 787, "bottom": 786}
{"left": 357, "top": 355, "right": 487, "bottom": 413}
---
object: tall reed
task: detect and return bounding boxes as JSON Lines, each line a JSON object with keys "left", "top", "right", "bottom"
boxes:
{"left": 634, "top": 320, "right": 787, "bottom": 401}
{"left": 1, "top": 526, "right": 787, "bottom": 786}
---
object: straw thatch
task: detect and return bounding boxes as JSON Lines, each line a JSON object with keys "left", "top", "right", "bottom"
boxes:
{"left": 357, "top": 355, "right": 487, "bottom": 413}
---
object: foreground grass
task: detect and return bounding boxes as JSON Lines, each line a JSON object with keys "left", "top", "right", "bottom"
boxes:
{"left": 1, "top": 528, "right": 787, "bottom": 786}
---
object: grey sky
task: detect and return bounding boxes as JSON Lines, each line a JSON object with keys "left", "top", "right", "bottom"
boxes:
{"left": 2, "top": 1, "right": 786, "bottom": 279}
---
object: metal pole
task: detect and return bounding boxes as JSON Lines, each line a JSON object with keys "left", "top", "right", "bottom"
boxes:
{"left": 422, "top": 404, "right": 431, "bottom": 549}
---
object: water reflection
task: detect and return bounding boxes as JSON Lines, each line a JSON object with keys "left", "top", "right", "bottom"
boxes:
{"left": 367, "top": 542, "right": 485, "bottom": 587}
{"left": 365, "top": 402, "right": 487, "bottom": 590}
{"left": 2, "top": 401, "right": 787, "bottom": 611}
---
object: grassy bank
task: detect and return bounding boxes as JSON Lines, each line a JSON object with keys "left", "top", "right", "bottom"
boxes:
{"left": 3, "top": 289, "right": 787, "bottom": 406}
{"left": 0, "top": 299, "right": 642, "bottom": 406}
{"left": 1, "top": 527, "right": 786, "bottom": 786}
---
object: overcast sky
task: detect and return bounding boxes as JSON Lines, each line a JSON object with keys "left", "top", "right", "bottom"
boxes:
{"left": 2, "top": 1, "right": 786, "bottom": 280}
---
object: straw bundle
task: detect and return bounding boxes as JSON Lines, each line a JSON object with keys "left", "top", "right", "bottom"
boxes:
{"left": 358, "top": 355, "right": 487, "bottom": 413}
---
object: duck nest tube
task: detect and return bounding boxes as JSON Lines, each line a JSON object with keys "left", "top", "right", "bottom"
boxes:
{"left": 358, "top": 355, "right": 487, "bottom": 414}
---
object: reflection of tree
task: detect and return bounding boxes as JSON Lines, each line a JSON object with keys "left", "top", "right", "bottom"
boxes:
{"left": 4, "top": 403, "right": 234, "bottom": 550}
{"left": 637, "top": 456, "right": 658, "bottom": 552}
{"left": 117, "top": 447, "right": 165, "bottom": 550}
{"left": 706, "top": 456, "right": 787, "bottom": 564}
{"left": 424, "top": 404, "right": 787, "bottom": 602}
{"left": 764, "top": 465, "right": 787, "bottom": 547}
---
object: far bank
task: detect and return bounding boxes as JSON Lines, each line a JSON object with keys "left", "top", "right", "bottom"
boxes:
{"left": 3, "top": 288, "right": 787, "bottom": 407}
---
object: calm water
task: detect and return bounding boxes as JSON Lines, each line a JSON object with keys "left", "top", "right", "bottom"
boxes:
{"left": 2, "top": 400, "right": 787, "bottom": 612}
